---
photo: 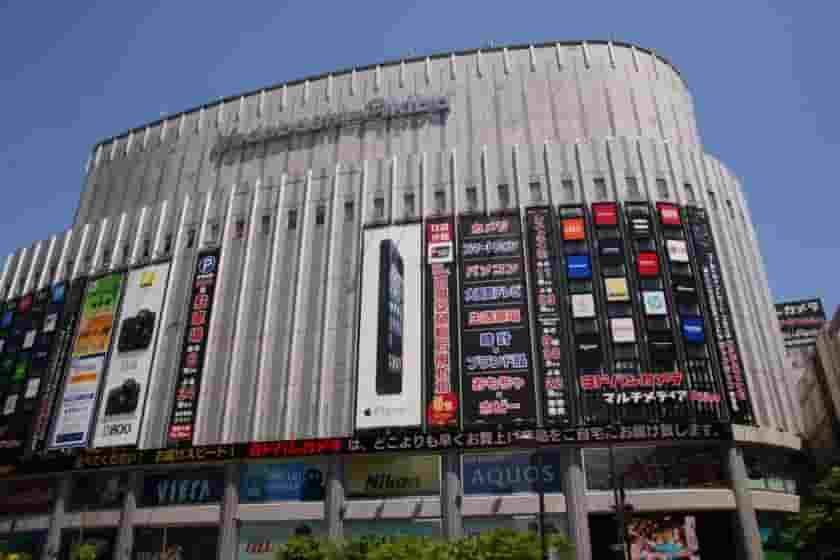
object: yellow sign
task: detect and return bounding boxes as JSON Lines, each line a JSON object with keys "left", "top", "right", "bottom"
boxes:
{"left": 605, "top": 278, "right": 629, "bottom": 302}
{"left": 346, "top": 455, "right": 440, "bottom": 498}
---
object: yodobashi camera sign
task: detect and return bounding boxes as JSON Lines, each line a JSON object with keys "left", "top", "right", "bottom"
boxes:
{"left": 355, "top": 225, "right": 423, "bottom": 430}
{"left": 93, "top": 263, "right": 170, "bottom": 447}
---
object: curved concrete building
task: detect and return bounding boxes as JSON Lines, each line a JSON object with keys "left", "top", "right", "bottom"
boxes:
{"left": 0, "top": 41, "right": 800, "bottom": 560}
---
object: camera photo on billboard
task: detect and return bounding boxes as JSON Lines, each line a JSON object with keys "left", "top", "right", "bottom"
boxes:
{"left": 93, "top": 263, "right": 170, "bottom": 448}
{"left": 356, "top": 225, "right": 422, "bottom": 430}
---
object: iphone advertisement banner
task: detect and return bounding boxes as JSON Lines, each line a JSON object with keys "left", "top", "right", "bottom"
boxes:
{"left": 356, "top": 225, "right": 422, "bottom": 430}
{"left": 93, "top": 263, "right": 170, "bottom": 448}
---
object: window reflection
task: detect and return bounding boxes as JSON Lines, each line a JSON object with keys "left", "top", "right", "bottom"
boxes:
{"left": 584, "top": 445, "right": 726, "bottom": 490}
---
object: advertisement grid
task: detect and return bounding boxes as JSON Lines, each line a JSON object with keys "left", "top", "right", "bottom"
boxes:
{"left": 167, "top": 251, "right": 220, "bottom": 443}
{"left": 458, "top": 214, "right": 537, "bottom": 427}
{"left": 50, "top": 273, "right": 125, "bottom": 449}
{"left": 93, "top": 263, "right": 171, "bottom": 448}
{"left": 29, "top": 281, "right": 85, "bottom": 455}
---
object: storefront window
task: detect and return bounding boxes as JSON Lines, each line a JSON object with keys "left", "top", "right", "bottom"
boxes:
{"left": 68, "top": 472, "right": 129, "bottom": 512}
{"left": 345, "top": 454, "right": 440, "bottom": 499}
{"left": 133, "top": 526, "right": 219, "bottom": 560}
{"left": 0, "top": 530, "right": 47, "bottom": 560}
{"left": 743, "top": 448, "right": 800, "bottom": 494}
{"left": 237, "top": 522, "right": 326, "bottom": 560}
{"left": 462, "top": 451, "right": 565, "bottom": 495}
{"left": 757, "top": 511, "right": 797, "bottom": 559}
{"left": 463, "top": 514, "right": 568, "bottom": 537}
{"left": 344, "top": 519, "right": 441, "bottom": 538}
{"left": 59, "top": 529, "right": 116, "bottom": 560}
{"left": 584, "top": 445, "right": 726, "bottom": 491}
{"left": 240, "top": 459, "right": 326, "bottom": 503}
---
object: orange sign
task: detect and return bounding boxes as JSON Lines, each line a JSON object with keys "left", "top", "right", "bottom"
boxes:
{"left": 561, "top": 218, "right": 585, "bottom": 240}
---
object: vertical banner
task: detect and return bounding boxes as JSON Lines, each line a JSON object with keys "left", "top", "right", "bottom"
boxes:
{"left": 684, "top": 207, "right": 753, "bottom": 424}
{"left": 355, "top": 225, "right": 423, "bottom": 430}
{"left": 425, "top": 218, "right": 460, "bottom": 429}
{"left": 525, "top": 208, "right": 569, "bottom": 425}
{"left": 93, "top": 263, "right": 170, "bottom": 447}
{"left": 50, "top": 273, "right": 123, "bottom": 449}
{"left": 28, "top": 281, "right": 85, "bottom": 455}
{"left": 459, "top": 214, "right": 536, "bottom": 427}
{"left": 168, "top": 251, "right": 220, "bottom": 442}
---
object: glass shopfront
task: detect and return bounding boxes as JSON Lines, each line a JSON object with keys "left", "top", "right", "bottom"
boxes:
{"left": 237, "top": 522, "right": 327, "bottom": 560}
{"left": 463, "top": 515, "right": 568, "bottom": 537}
{"left": 58, "top": 528, "right": 117, "bottom": 560}
{"left": 0, "top": 530, "right": 47, "bottom": 560}
{"left": 343, "top": 519, "right": 442, "bottom": 538}
{"left": 584, "top": 444, "right": 727, "bottom": 491}
{"left": 743, "top": 448, "right": 800, "bottom": 494}
{"left": 133, "top": 526, "right": 219, "bottom": 560}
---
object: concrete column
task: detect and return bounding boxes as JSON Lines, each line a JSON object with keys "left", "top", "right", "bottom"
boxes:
{"left": 441, "top": 450, "right": 463, "bottom": 540}
{"left": 561, "top": 448, "right": 592, "bottom": 560}
{"left": 325, "top": 455, "right": 345, "bottom": 540}
{"left": 42, "top": 474, "right": 71, "bottom": 560}
{"left": 726, "top": 445, "right": 764, "bottom": 560}
{"left": 218, "top": 463, "right": 239, "bottom": 560}
{"left": 115, "top": 471, "right": 139, "bottom": 560}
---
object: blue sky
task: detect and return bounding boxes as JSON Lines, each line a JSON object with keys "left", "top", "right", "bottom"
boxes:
{"left": 0, "top": 1, "right": 836, "bottom": 313}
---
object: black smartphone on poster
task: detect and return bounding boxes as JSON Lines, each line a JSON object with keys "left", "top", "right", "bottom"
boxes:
{"left": 376, "top": 239, "right": 404, "bottom": 395}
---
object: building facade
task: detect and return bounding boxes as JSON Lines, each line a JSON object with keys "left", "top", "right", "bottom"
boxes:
{"left": 0, "top": 41, "right": 801, "bottom": 560}
{"left": 798, "top": 307, "right": 840, "bottom": 453}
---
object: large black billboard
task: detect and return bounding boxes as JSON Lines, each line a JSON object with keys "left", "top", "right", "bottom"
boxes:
{"left": 684, "top": 207, "right": 754, "bottom": 425}
{"left": 167, "top": 250, "right": 220, "bottom": 444}
{"left": 458, "top": 215, "right": 536, "bottom": 427}
{"left": 525, "top": 208, "right": 570, "bottom": 425}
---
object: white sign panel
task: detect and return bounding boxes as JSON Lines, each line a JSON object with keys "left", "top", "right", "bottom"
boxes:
{"left": 571, "top": 294, "right": 596, "bottom": 318}
{"left": 51, "top": 356, "right": 106, "bottom": 448}
{"left": 93, "top": 263, "right": 170, "bottom": 447}
{"left": 611, "top": 318, "right": 636, "bottom": 343}
{"left": 643, "top": 291, "right": 668, "bottom": 316}
{"left": 666, "top": 240, "right": 689, "bottom": 263}
{"left": 356, "top": 225, "right": 423, "bottom": 429}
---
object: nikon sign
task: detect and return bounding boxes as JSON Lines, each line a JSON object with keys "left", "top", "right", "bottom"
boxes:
{"left": 211, "top": 95, "right": 450, "bottom": 160}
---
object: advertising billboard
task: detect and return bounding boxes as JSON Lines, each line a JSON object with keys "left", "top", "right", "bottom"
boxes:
{"left": 72, "top": 274, "right": 123, "bottom": 359}
{"left": 240, "top": 460, "right": 326, "bottom": 502}
{"left": 685, "top": 207, "right": 753, "bottom": 424}
{"left": 93, "top": 263, "right": 170, "bottom": 447}
{"left": 462, "top": 451, "right": 564, "bottom": 494}
{"left": 28, "top": 280, "right": 85, "bottom": 455}
{"left": 50, "top": 273, "right": 124, "bottom": 449}
{"left": 775, "top": 298, "right": 825, "bottom": 350}
{"left": 425, "top": 218, "right": 460, "bottom": 429}
{"left": 167, "top": 251, "right": 220, "bottom": 443}
{"left": 459, "top": 215, "right": 536, "bottom": 427}
{"left": 626, "top": 514, "right": 700, "bottom": 559}
{"left": 50, "top": 355, "right": 107, "bottom": 448}
{"left": 355, "top": 225, "right": 423, "bottom": 430}
{"left": 345, "top": 454, "right": 440, "bottom": 498}
{"left": 525, "top": 208, "right": 570, "bottom": 425}
{"left": 141, "top": 468, "right": 225, "bottom": 507}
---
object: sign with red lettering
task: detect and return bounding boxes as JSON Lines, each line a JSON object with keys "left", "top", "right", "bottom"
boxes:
{"left": 426, "top": 218, "right": 460, "bottom": 428}
{"left": 592, "top": 203, "right": 618, "bottom": 226}
{"left": 167, "top": 250, "right": 220, "bottom": 443}
{"left": 637, "top": 252, "right": 660, "bottom": 277}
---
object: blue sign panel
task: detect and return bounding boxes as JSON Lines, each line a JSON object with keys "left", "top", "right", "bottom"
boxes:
{"left": 240, "top": 462, "right": 326, "bottom": 503}
{"left": 462, "top": 452, "right": 564, "bottom": 495}
{"left": 682, "top": 316, "right": 705, "bottom": 344}
{"left": 566, "top": 255, "right": 591, "bottom": 279}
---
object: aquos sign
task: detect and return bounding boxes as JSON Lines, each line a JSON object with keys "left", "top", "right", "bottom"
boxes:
{"left": 211, "top": 95, "right": 450, "bottom": 160}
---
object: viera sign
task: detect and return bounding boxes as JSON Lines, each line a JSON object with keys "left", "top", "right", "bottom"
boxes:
{"left": 211, "top": 95, "right": 450, "bottom": 160}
